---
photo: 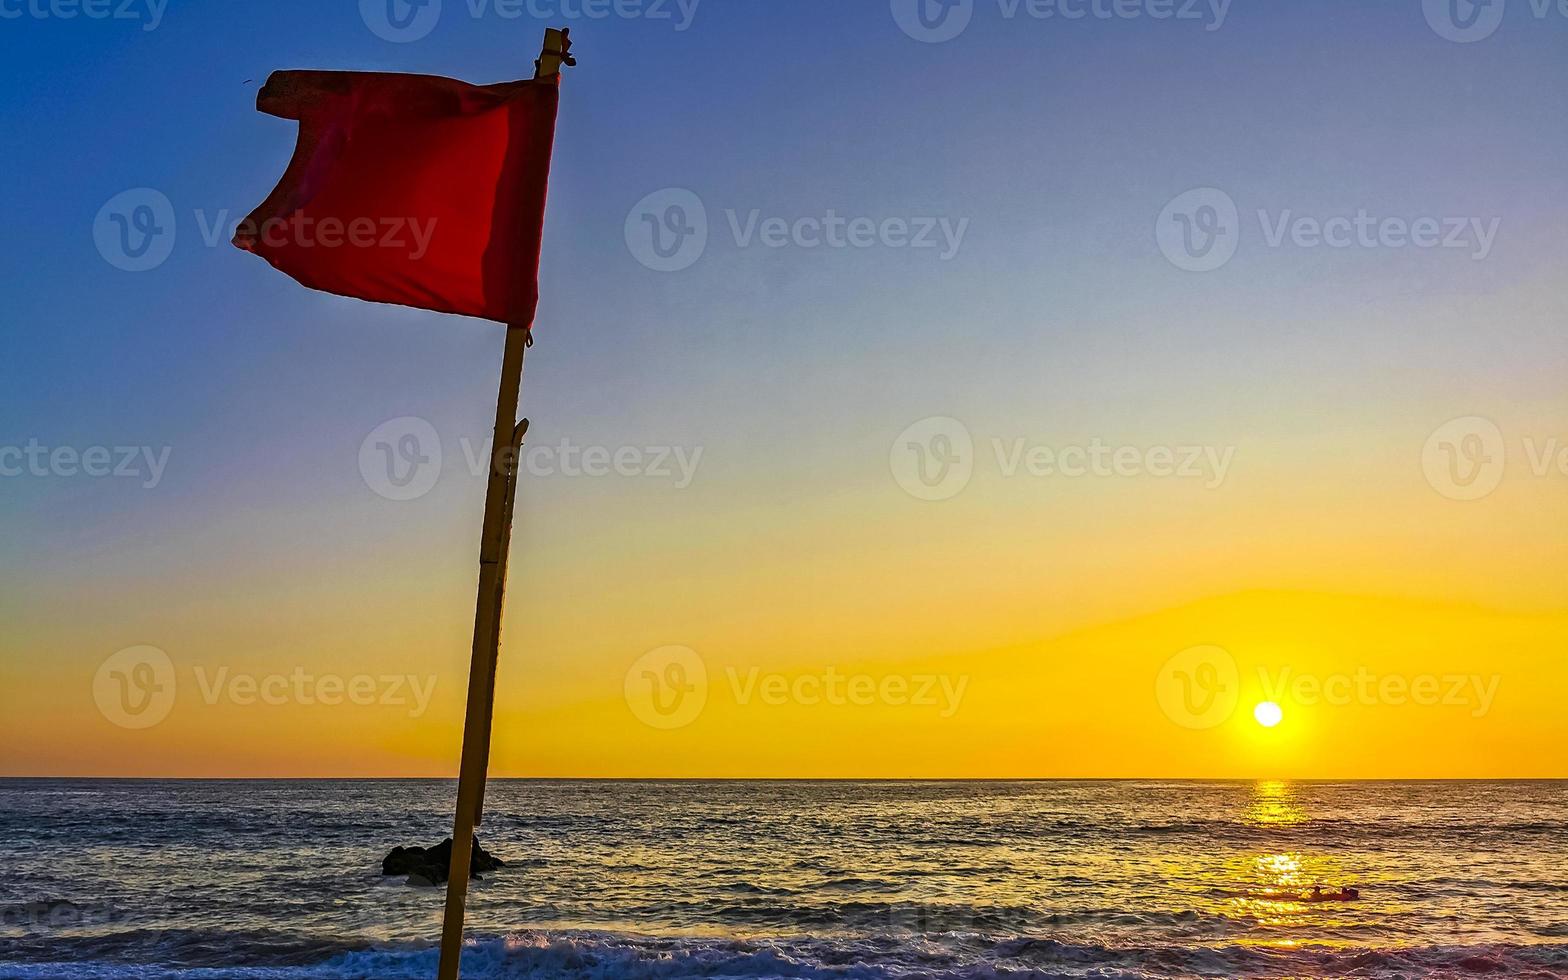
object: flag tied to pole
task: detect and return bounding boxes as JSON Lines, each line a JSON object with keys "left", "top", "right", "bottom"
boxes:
{"left": 234, "top": 70, "right": 560, "bottom": 325}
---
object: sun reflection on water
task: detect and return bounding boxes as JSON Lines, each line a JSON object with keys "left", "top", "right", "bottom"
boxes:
{"left": 1256, "top": 851, "right": 1305, "bottom": 887}
{"left": 1245, "top": 780, "right": 1308, "bottom": 828}
{"left": 1229, "top": 850, "right": 1311, "bottom": 927}
{"left": 1224, "top": 782, "right": 1335, "bottom": 934}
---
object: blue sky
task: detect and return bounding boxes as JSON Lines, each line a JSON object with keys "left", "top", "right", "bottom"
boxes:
{"left": 3, "top": 1, "right": 1567, "bottom": 775}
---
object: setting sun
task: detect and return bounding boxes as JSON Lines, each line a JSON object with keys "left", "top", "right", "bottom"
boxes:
{"left": 1254, "top": 701, "right": 1285, "bottom": 728}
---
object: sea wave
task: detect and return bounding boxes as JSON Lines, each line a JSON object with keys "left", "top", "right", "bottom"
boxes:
{"left": 4, "top": 930, "right": 1567, "bottom": 980}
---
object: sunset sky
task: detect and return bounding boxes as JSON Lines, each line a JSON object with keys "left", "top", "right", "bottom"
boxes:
{"left": 2, "top": 1, "right": 1565, "bottom": 778}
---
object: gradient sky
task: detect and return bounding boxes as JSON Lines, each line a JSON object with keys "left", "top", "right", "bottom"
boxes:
{"left": 2, "top": 1, "right": 1565, "bottom": 778}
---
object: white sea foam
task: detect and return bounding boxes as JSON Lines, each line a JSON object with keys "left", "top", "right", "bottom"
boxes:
{"left": 5, "top": 931, "right": 1568, "bottom": 980}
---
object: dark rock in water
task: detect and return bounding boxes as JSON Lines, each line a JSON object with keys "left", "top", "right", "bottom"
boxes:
{"left": 382, "top": 836, "right": 506, "bottom": 886}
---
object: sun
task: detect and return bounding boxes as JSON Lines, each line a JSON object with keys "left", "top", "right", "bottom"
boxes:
{"left": 1254, "top": 701, "right": 1284, "bottom": 728}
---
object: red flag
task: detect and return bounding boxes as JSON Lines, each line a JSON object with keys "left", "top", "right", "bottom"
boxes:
{"left": 234, "top": 70, "right": 559, "bottom": 325}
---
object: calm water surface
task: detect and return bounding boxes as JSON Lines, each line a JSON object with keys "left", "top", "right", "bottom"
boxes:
{"left": 1, "top": 780, "right": 1565, "bottom": 978}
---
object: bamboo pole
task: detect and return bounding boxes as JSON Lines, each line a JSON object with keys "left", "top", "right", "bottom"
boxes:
{"left": 437, "top": 31, "right": 571, "bottom": 979}
{"left": 436, "top": 322, "right": 529, "bottom": 980}
{"left": 474, "top": 414, "right": 528, "bottom": 828}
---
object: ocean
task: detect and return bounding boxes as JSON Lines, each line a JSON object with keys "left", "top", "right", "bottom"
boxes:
{"left": 1, "top": 780, "right": 1564, "bottom": 979}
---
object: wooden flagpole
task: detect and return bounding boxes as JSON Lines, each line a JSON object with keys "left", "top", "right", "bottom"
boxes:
{"left": 436, "top": 321, "right": 528, "bottom": 980}
{"left": 437, "top": 30, "right": 573, "bottom": 980}
{"left": 473, "top": 412, "right": 528, "bottom": 828}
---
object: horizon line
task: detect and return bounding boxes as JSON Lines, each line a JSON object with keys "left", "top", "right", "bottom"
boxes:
{"left": 3, "top": 775, "right": 1565, "bottom": 782}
